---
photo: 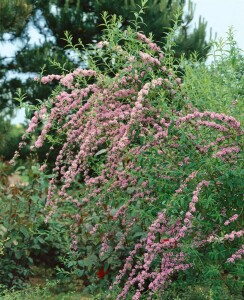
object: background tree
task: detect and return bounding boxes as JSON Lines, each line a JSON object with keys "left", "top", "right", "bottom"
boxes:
{"left": 0, "top": 1, "right": 32, "bottom": 159}
{"left": 0, "top": 0, "right": 32, "bottom": 40}
{"left": 0, "top": 0, "right": 32, "bottom": 113}
{"left": 0, "top": 0, "right": 210, "bottom": 114}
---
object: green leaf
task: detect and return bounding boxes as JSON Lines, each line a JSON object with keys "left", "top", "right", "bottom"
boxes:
{"left": 127, "top": 187, "right": 137, "bottom": 194}
{"left": 75, "top": 269, "right": 84, "bottom": 277}
{"left": 37, "top": 237, "right": 45, "bottom": 244}
{"left": 83, "top": 254, "right": 98, "bottom": 271}
{"left": 15, "top": 250, "right": 24, "bottom": 259}
{"left": 20, "top": 225, "right": 29, "bottom": 238}
{"left": 95, "top": 149, "right": 107, "bottom": 156}
{"left": 133, "top": 231, "right": 145, "bottom": 239}
{"left": 68, "top": 261, "right": 77, "bottom": 268}
{"left": 78, "top": 260, "right": 84, "bottom": 267}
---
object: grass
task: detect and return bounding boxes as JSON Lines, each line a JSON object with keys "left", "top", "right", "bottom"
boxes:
{"left": 1, "top": 281, "right": 92, "bottom": 300}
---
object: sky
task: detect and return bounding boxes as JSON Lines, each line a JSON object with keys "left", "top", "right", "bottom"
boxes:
{"left": 3, "top": 0, "right": 244, "bottom": 124}
{"left": 192, "top": 0, "right": 244, "bottom": 50}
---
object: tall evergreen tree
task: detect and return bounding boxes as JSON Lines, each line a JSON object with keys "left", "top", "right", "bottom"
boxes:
{"left": 0, "top": 0, "right": 210, "bottom": 114}
{"left": 0, "top": 0, "right": 32, "bottom": 39}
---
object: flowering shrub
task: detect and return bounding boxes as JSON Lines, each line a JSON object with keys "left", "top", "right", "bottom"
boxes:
{"left": 13, "top": 12, "right": 243, "bottom": 299}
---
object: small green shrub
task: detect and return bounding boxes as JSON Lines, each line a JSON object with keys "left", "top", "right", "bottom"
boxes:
{"left": 0, "top": 160, "right": 71, "bottom": 293}
{"left": 181, "top": 28, "right": 244, "bottom": 120}
{"left": 0, "top": 118, "right": 26, "bottom": 161}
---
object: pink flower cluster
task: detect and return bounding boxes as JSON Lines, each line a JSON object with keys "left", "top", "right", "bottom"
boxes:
{"left": 197, "top": 120, "right": 228, "bottom": 132}
{"left": 175, "top": 171, "right": 198, "bottom": 194}
{"left": 176, "top": 111, "right": 241, "bottom": 130}
{"left": 226, "top": 245, "right": 244, "bottom": 263}
{"left": 97, "top": 41, "right": 109, "bottom": 48}
{"left": 60, "top": 68, "right": 97, "bottom": 88}
{"left": 224, "top": 214, "right": 239, "bottom": 226}
{"left": 136, "top": 32, "right": 161, "bottom": 52}
{"left": 40, "top": 68, "right": 96, "bottom": 88}
{"left": 139, "top": 51, "right": 160, "bottom": 65}
{"left": 26, "top": 111, "right": 39, "bottom": 133}
{"left": 207, "top": 230, "right": 244, "bottom": 243}
{"left": 40, "top": 74, "right": 62, "bottom": 84}
{"left": 213, "top": 146, "right": 240, "bottom": 159}
{"left": 223, "top": 230, "right": 244, "bottom": 241}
